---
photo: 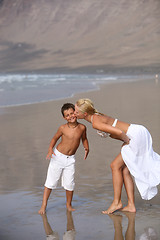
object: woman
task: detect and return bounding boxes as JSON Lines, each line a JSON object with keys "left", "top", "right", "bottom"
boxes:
{"left": 74, "top": 98, "right": 160, "bottom": 214}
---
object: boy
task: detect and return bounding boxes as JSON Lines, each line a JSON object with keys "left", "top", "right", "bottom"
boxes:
{"left": 38, "top": 103, "right": 89, "bottom": 214}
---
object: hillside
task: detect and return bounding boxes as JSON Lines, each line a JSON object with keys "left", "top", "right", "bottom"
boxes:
{"left": 0, "top": 0, "right": 160, "bottom": 73}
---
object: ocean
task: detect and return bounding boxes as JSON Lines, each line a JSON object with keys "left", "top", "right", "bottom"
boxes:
{"left": 0, "top": 73, "right": 154, "bottom": 107}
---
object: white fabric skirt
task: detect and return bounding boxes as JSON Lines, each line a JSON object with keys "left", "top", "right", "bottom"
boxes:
{"left": 121, "top": 124, "right": 160, "bottom": 200}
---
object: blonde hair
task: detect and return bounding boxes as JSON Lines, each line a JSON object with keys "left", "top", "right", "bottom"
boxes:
{"left": 76, "top": 98, "right": 103, "bottom": 115}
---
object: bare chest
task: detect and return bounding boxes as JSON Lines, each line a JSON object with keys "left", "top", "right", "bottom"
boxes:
{"left": 63, "top": 128, "right": 82, "bottom": 140}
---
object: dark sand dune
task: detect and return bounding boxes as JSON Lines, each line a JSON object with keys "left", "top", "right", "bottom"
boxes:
{"left": 0, "top": 0, "right": 160, "bottom": 73}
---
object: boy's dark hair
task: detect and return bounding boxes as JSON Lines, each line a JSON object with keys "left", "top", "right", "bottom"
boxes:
{"left": 61, "top": 103, "right": 75, "bottom": 117}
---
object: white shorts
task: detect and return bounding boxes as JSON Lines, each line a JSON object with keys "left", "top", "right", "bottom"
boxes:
{"left": 45, "top": 148, "right": 75, "bottom": 191}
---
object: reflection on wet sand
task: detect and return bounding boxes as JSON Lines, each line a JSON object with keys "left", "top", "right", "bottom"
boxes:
{"left": 110, "top": 212, "right": 158, "bottom": 240}
{"left": 109, "top": 212, "right": 135, "bottom": 240}
{"left": 139, "top": 227, "right": 158, "bottom": 240}
{"left": 41, "top": 210, "right": 75, "bottom": 240}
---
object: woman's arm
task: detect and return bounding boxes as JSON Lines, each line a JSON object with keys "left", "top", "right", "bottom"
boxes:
{"left": 110, "top": 131, "right": 130, "bottom": 143}
{"left": 93, "top": 119, "right": 130, "bottom": 144}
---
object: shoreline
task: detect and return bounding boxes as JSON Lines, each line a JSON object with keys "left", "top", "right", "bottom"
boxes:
{"left": 0, "top": 75, "right": 155, "bottom": 109}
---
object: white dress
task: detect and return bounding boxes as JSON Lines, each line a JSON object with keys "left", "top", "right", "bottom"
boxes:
{"left": 121, "top": 124, "right": 160, "bottom": 200}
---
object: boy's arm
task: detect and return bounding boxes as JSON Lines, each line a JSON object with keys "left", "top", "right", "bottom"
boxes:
{"left": 81, "top": 126, "right": 89, "bottom": 160}
{"left": 46, "top": 126, "right": 63, "bottom": 160}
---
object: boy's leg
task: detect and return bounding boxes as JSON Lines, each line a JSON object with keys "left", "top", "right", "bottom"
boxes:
{"left": 66, "top": 190, "right": 75, "bottom": 211}
{"left": 62, "top": 159, "right": 75, "bottom": 211}
{"left": 39, "top": 153, "right": 63, "bottom": 214}
{"left": 38, "top": 187, "right": 52, "bottom": 214}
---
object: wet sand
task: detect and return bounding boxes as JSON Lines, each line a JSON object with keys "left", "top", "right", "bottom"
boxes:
{"left": 0, "top": 78, "right": 160, "bottom": 240}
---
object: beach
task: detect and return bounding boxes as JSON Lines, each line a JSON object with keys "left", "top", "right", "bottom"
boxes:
{"left": 0, "top": 0, "right": 160, "bottom": 239}
{"left": 0, "top": 78, "right": 160, "bottom": 240}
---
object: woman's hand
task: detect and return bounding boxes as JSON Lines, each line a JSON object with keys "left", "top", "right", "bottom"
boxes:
{"left": 122, "top": 139, "right": 130, "bottom": 147}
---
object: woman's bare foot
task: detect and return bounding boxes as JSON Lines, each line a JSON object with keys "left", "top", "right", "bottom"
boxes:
{"left": 38, "top": 205, "right": 46, "bottom": 215}
{"left": 121, "top": 204, "right": 136, "bottom": 213}
{"left": 102, "top": 201, "right": 123, "bottom": 214}
{"left": 66, "top": 204, "right": 75, "bottom": 212}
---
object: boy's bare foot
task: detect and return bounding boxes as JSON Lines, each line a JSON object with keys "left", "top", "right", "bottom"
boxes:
{"left": 102, "top": 202, "right": 123, "bottom": 214}
{"left": 38, "top": 205, "right": 46, "bottom": 215}
{"left": 66, "top": 204, "right": 75, "bottom": 212}
{"left": 121, "top": 204, "right": 136, "bottom": 213}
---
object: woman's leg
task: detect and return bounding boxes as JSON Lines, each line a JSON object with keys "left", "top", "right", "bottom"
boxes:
{"left": 122, "top": 167, "right": 136, "bottom": 212}
{"left": 102, "top": 153, "right": 125, "bottom": 214}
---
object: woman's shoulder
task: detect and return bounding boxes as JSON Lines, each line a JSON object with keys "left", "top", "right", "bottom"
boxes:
{"left": 95, "top": 113, "right": 112, "bottom": 123}
{"left": 92, "top": 114, "right": 108, "bottom": 129}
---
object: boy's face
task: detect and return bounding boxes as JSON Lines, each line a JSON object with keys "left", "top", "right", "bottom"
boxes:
{"left": 63, "top": 108, "right": 77, "bottom": 123}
